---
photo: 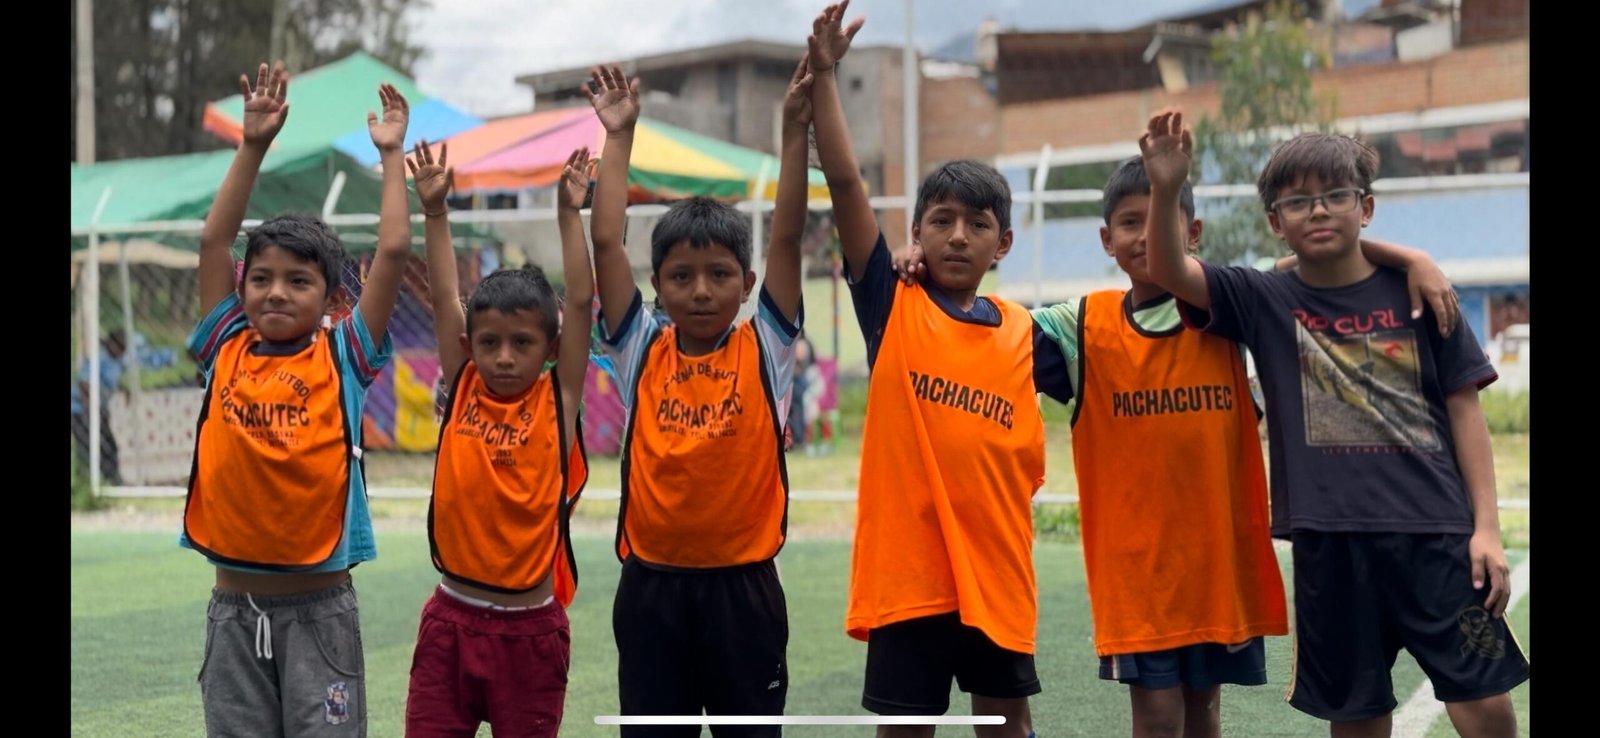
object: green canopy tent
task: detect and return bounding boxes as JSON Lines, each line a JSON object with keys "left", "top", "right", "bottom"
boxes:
{"left": 71, "top": 145, "right": 494, "bottom": 251}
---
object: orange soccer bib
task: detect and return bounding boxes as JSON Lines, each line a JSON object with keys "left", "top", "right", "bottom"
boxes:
{"left": 1073, "top": 290, "right": 1287, "bottom": 655}
{"left": 184, "top": 329, "right": 353, "bottom": 570}
{"left": 848, "top": 283, "right": 1046, "bottom": 654}
{"left": 618, "top": 322, "right": 788, "bottom": 569}
{"left": 430, "top": 363, "right": 588, "bottom": 604}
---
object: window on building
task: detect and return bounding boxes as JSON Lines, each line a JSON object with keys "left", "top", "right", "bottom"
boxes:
{"left": 1366, "top": 119, "right": 1527, "bottom": 178}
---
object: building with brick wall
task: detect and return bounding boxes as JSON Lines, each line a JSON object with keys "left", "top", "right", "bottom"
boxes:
{"left": 986, "top": 0, "right": 1527, "bottom": 353}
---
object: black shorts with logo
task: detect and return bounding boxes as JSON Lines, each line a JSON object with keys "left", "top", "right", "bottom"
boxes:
{"left": 1286, "top": 531, "right": 1529, "bottom": 722}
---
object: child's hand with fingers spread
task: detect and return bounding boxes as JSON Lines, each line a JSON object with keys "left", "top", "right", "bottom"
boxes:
{"left": 240, "top": 61, "right": 291, "bottom": 147}
{"left": 368, "top": 83, "right": 411, "bottom": 152}
{"left": 583, "top": 66, "right": 641, "bottom": 135}
{"left": 407, "top": 139, "right": 454, "bottom": 215}
{"left": 557, "top": 147, "right": 595, "bottom": 212}
{"left": 808, "top": 0, "right": 865, "bottom": 73}
{"left": 1138, "top": 109, "right": 1194, "bottom": 192}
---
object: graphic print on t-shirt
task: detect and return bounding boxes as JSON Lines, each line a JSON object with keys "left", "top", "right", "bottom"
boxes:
{"left": 1296, "top": 320, "right": 1439, "bottom": 451}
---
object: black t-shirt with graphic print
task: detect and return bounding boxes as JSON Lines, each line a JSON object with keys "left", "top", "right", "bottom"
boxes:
{"left": 1182, "top": 263, "right": 1497, "bottom": 538}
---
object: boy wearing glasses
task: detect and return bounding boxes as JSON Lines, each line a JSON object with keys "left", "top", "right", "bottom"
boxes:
{"left": 1140, "top": 118, "right": 1529, "bottom": 737}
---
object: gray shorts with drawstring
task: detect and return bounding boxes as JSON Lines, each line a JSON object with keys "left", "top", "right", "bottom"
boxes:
{"left": 198, "top": 580, "right": 366, "bottom": 737}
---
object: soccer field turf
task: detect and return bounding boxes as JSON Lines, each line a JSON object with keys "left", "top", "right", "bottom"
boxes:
{"left": 71, "top": 531, "right": 1529, "bottom": 737}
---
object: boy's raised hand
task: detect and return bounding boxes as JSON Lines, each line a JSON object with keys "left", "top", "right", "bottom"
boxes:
{"left": 809, "top": 0, "right": 865, "bottom": 73}
{"left": 240, "top": 62, "right": 290, "bottom": 147}
{"left": 1139, "top": 110, "right": 1194, "bottom": 193}
{"left": 367, "top": 83, "right": 411, "bottom": 152}
{"left": 557, "top": 147, "right": 596, "bottom": 211}
{"left": 407, "top": 139, "right": 454, "bottom": 213}
{"left": 583, "top": 65, "right": 641, "bottom": 135}
{"left": 784, "top": 54, "right": 817, "bottom": 129}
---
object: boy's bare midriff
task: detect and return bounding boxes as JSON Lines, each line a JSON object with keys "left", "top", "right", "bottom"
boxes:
{"left": 215, "top": 568, "right": 352, "bottom": 595}
{"left": 443, "top": 575, "right": 558, "bottom": 608}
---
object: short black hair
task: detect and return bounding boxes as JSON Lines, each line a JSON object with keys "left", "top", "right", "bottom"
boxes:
{"left": 650, "top": 197, "right": 751, "bottom": 273}
{"left": 466, "top": 266, "right": 560, "bottom": 339}
{"left": 1258, "top": 133, "right": 1380, "bottom": 209}
{"left": 242, "top": 213, "right": 346, "bottom": 295}
{"left": 1103, "top": 157, "right": 1195, "bottom": 223}
{"left": 914, "top": 160, "right": 1013, "bottom": 233}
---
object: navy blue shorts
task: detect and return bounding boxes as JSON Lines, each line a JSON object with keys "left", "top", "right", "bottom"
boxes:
{"left": 1099, "top": 638, "right": 1268, "bottom": 690}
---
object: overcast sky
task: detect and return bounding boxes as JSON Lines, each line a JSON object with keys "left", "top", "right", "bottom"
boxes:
{"left": 409, "top": 0, "right": 1383, "bottom": 118}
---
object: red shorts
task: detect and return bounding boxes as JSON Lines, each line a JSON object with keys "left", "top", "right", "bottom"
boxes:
{"left": 405, "top": 588, "right": 571, "bottom": 737}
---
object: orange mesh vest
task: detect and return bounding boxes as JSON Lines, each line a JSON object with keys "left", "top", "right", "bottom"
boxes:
{"left": 847, "top": 282, "right": 1046, "bottom": 654}
{"left": 1073, "top": 290, "right": 1288, "bottom": 656}
{"left": 431, "top": 363, "right": 588, "bottom": 604}
{"left": 618, "top": 322, "right": 788, "bottom": 569}
{"left": 184, "top": 329, "right": 353, "bottom": 570}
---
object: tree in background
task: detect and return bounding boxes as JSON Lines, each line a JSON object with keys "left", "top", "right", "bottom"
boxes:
{"left": 1193, "top": 0, "right": 1337, "bottom": 266}
{"left": 72, "top": 0, "right": 428, "bottom": 162}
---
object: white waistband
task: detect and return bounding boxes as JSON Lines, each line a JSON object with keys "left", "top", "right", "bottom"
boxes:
{"left": 438, "top": 583, "right": 555, "bottom": 612}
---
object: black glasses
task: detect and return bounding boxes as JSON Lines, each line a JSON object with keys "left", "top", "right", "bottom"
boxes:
{"left": 1270, "top": 188, "right": 1365, "bottom": 221}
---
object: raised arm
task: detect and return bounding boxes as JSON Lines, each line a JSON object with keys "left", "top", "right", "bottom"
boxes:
{"left": 200, "top": 62, "right": 290, "bottom": 314}
{"left": 408, "top": 139, "right": 468, "bottom": 378}
{"left": 1140, "top": 110, "right": 1212, "bottom": 310}
{"left": 807, "top": 1, "right": 877, "bottom": 281}
{"left": 357, "top": 84, "right": 413, "bottom": 343}
{"left": 582, "top": 66, "right": 643, "bottom": 337}
{"left": 764, "top": 54, "right": 815, "bottom": 323}
{"left": 555, "top": 147, "right": 597, "bottom": 447}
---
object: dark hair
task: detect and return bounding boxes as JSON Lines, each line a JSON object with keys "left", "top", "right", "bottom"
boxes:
{"left": 242, "top": 213, "right": 347, "bottom": 295}
{"left": 913, "top": 160, "right": 1013, "bottom": 233}
{"left": 1103, "top": 157, "right": 1195, "bottom": 223}
{"left": 650, "top": 197, "right": 752, "bottom": 273}
{"left": 466, "top": 266, "right": 560, "bottom": 339}
{"left": 1257, "top": 133, "right": 1380, "bottom": 209}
